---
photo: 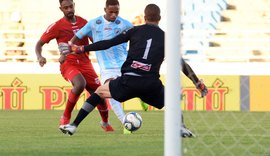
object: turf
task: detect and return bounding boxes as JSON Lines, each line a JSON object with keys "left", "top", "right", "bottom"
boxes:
{"left": 0, "top": 110, "right": 269, "bottom": 156}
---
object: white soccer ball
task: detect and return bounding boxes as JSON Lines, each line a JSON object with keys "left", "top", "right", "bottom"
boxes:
{"left": 123, "top": 112, "right": 143, "bottom": 132}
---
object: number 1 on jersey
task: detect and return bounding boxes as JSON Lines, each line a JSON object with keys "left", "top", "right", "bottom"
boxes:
{"left": 142, "top": 38, "right": 152, "bottom": 59}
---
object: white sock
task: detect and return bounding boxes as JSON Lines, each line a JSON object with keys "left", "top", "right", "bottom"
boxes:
{"left": 108, "top": 98, "right": 125, "bottom": 124}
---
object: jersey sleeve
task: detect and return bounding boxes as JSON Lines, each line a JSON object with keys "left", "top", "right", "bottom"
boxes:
{"left": 84, "top": 27, "right": 133, "bottom": 52}
{"left": 76, "top": 20, "right": 93, "bottom": 39}
{"left": 40, "top": 22, "right": 58, "bottom": 43}
{"left": 181, "top": 58, "right": 199, "bottom": 84}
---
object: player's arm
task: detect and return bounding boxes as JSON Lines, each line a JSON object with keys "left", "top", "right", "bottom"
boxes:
{"left": 69, "top": 29, "right": 130, "bottom": 53}
{"left": 181, "top": 58, "right": 208, "bottom": 97}
{"left": 84, "top": 33, "right": 128, "bottom": 52}
{"left": 35, "top": 39, "right": 46, "bottom": 67}
{"left": 71, "top": 20, "right": 92, "bottom": 44}
{"left": 36, "top": 22, "right": 58, "bottom": 66}
{"left": 70, "top": 35, "right": 81, "bottom": 44}
{"left": 59, "top": 22, "right": 93, "bottom": 55}
{"left": 181, "top": 58, "right": 199, "bottom": 84}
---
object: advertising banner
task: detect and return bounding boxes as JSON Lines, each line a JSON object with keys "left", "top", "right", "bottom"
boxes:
{"left": 0, "top": 74, "right": 242, "bottom": 111}
{"left": 249, "top": 76, "right": 270, "bottom": 111}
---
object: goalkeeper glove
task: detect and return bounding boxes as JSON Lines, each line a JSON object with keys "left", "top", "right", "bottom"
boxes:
{"left": 58, "top": 42, "right": 70, "bottom": 55}
{"left": 68, "top": 41, "right": 84, "bottom": 53}
{"left": 195, "top": 79, "right": 208, "bottom": 98}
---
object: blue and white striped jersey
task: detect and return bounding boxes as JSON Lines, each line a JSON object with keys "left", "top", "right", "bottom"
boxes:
{"left": 76, "top": 16, "right": 133, "bottom": 70}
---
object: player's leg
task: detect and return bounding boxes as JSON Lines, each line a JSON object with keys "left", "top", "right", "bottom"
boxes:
{"left": 139, "top": 78, "right": 165, "bottom": 110}
{"left": 96, "top": 101, "right": 114, "bottom": 132}
{"left": 180, "top": 94, "right": 195, "bottom": 137}
{"left": 60, "top": 67, "right": 86, "bottom": 126}
{"left": 107, "top": 98, "right": 131, "bottom": 134}
{"left": 60, "top": 92, "right": 103, "bottom": 135}
{"left": 60, "top": 82, "right": 112, "bottom": 135}
{"left": 107, "top": 98, "right": 125, "bottom": 123}
{"left": 140, "top": 100, "right": 149, "bottom": 111}
{"left": 83, "top": 65, "right": 114, "bottom": 132}
{"left": 102, "top": 71, "right": 126, "bottom": 123}
{"left": 101, "top": 70, "right": 128, "bottom": 133}
{"left": 181, "top": 114, "right": 195, "bottom": 138}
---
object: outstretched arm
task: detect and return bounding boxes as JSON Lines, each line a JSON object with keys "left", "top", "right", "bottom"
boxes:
{"left": 181, "top": 59, "right": 208, "bottom": 97}
{"left": 83, "top": 39, "right": 122, "bottom": 52}
{"left": 59, "top": 28, "right": 133, "bottom": 55}
{"left": 67, "top": 30, "right": 130, "bottom": 54}
{"left": 181, "top": 58, "right": 199, "bottom": 84}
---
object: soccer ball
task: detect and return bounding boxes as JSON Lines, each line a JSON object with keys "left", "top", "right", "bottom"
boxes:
{"left": 123, "top": 112, "right": 143, "bottom": 132}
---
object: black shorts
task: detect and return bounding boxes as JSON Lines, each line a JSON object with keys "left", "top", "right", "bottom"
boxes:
{"left": 109, "top": 75, "right": 164, "bottom": 109}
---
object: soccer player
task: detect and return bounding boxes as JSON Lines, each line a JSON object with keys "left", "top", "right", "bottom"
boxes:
{"left": 35, "top": 0, "right": 113, "bottom": 132}
{"left": 69, "top": 0, "right": 147, "bottom": 133}
{"left": 60, "top": 3, "right": 208, "bottom": 137}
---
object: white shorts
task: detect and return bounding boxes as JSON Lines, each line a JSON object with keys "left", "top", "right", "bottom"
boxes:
{"left": 100, "top": 68, "right": 121, "bottom": 84}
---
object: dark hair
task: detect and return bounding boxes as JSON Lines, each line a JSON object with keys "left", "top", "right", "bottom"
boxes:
{"left": 59, "top": 0, "right": 73, "bottom": 4}
{"left": 144, "top": 4, "right": 161, "bottom": 22}
{"left": 106, "top": 0, "right": 119, "bottom": 7}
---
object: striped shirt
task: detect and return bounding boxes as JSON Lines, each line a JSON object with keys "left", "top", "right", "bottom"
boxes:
{"left": 76, "top": 16, "right": 133, "bottom": 70}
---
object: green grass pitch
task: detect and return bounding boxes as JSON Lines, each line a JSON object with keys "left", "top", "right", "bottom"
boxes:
{"left": 0, "top": 110, "right": 269, "bottom": 156}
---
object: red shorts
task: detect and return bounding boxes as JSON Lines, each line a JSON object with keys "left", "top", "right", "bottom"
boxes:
{"left": 60, "top": 60, "right": 101, "bottom": 91}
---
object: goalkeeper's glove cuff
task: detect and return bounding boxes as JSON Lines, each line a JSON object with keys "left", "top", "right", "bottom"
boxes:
{"left": 75, "top": 46, "right": 84, "bottom": 53}
{"left": 195, "top": 79, "right": 208, "bottom": 98}
{"left": 68, "top": 41, "right": 84, "bottom": 53}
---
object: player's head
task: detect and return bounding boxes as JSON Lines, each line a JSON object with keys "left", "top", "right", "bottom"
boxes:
{"left": 144, "top": 4, "right": 161, "bottom": 23}
{"left": 104, "top": 0, "right": 120, "bottom": 22}
{"left": 59, "top": 0, "right": 75, "bottom": 20}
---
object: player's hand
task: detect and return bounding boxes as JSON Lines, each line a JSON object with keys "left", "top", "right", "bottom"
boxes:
{"left": 37, "top": 56, "right": 46, "bottom": 67}
{"left": 58, "top": 42, "right": 71, "bottom": 55}
{"left": 196, "top": 79, "right": 208, "bottom": 98}
{"left": 58, "top": 54, "right": 66, "bottom": 64}
{"left": 68, "top": 41, "right": 84, "bottom": 53}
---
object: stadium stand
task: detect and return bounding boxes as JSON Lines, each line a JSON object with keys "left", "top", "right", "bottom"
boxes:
{"left": 204, "top": 0, "right": 270, "bottom": 62}
{"left": 0, "top": 0, "right": 96, "bottom": 63}
{"left": 0, "top": 9, "right": 60, "bottom": 62}
{"left": 181, "top": 0, "right": 229, "bottom": 62}
{"left": 1, "top": 0, "right": 270, "bottom": 62}
{"left": 182, "top": 0, "right": 270, "bottom": 62}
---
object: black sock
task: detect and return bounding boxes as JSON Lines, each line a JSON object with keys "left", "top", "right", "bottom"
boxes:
{"left": 86, "top": 93, "right": 103, "bottom": 107}
{"left": 72, "top": 109, "right": 89, "bottom": 126}
{"left": 181, "top": 114, "right": 185, "bottom": 127}
{"left": 72, "top": 93, "right": 102, "bottom": 126}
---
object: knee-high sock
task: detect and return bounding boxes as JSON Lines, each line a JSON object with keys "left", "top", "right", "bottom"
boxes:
{"left": 72, "top": 93, "right": 101, "bottom": 126}
{"left": 108, "top": 98, "right": 125, "bottom": 124}
{"left": 181, "top": 114, "right": 185, "bottom": 127}
{"left": 96, "top": 102, "right": 109, "bottom": 123}
{"left": 63, "top": 91, "right": 80, "bottom": 119}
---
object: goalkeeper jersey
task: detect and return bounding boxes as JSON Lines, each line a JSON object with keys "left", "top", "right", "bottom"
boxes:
{"left": 76, "top": 16, "right": 133, "bottom": 70}
{"left": 83, "top": 24, "right": 165, "bottom": 78}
